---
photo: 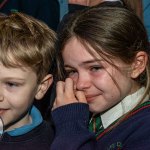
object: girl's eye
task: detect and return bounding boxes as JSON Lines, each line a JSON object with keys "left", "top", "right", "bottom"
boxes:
{"left": 90, "top": 66, "right": 102, "bottom": 72}
{"left": 65, "top": 70, "right": 77, "bottom": 77}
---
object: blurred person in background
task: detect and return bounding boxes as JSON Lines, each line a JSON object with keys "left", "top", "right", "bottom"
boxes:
{"left": 0, "top": 0, "right": 59, "bottom": 31}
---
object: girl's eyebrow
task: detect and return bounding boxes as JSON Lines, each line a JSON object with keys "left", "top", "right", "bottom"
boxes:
{"left": 64, "top": 59, "right": 103, "bottom": 68}
{"left": 64, "top": 65, "right": 74, "bottom": 68}
{"left": 81, "top": 59, "right": 103, "bottom": 65}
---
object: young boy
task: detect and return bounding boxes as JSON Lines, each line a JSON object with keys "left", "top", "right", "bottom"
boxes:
{"left": 0, "top": 12, "right": 56, "bottom": 149}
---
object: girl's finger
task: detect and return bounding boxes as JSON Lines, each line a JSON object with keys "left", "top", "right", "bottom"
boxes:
{"left": 75, "top": 90, "right": 87, "bottom": 103}
{"left": 55, "top": 81, "right": 65, "bottom": 105}
{"left": 65, "top": 78, "right": 75, "bottom": 98}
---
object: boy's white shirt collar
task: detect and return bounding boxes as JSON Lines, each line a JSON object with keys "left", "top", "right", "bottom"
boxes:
{"left": 101, "top": 87, "right": 149, "bottom": 129}
{"left": 0, "top": 118, "right": 3, "bottom": 136}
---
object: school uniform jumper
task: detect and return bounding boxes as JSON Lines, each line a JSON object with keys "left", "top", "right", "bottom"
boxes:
{"left": 51, "top": 88, "right": 150, "bottom": 150}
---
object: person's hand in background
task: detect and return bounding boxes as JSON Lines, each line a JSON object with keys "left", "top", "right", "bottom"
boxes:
{"left": 68, "top": 0, "right": 103, "bottom": 6}
{"left": 68, "top": 0, "right": 89, "bottom": 6}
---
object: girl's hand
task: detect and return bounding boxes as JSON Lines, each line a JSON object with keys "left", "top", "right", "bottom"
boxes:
{"left": 52, "top": 78, "right": 87, "bottom": 110}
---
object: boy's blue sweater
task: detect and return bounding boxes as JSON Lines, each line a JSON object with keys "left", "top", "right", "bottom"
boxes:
{"left": 51, "top": 102, "right": 150, "bottom": 150}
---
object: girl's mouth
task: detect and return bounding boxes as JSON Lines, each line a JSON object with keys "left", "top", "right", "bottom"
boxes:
{"left": 86, "top": 95, "right": 97, "bottom": 102}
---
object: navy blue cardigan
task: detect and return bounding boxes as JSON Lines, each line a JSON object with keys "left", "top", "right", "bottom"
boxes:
{"left": 51, "top": 102, "right": 150, "bottom": 150}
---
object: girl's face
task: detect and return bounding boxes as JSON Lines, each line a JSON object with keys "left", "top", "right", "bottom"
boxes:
{"left": 62, "top": 37, "right": 138, "bottom": 113}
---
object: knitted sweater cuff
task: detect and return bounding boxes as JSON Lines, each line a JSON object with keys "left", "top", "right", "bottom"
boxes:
{"left": 52, "top": 103, "right": 89, "bottom": 135}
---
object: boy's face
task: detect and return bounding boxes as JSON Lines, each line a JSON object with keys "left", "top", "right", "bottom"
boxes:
{"left": 0, "top": 63, "right": 42, "bottom": 131}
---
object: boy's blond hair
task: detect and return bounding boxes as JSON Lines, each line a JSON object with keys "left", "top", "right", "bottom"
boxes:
{"left": 0, "top": 12, "right": 57, "bottom": 82}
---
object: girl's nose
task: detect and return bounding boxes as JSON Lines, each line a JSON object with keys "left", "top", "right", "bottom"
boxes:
{"left": 76, "top": 73, "right": 91, "bottom": 91}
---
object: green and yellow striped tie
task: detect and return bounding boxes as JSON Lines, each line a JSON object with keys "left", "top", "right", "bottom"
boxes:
{"left": 88, "top": 114, "right": 104, "bottom": 136}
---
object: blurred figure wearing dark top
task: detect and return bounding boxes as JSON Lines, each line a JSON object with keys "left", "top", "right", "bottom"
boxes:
{"left": 58, "top": 0, "right": 144, "bottom": 33}
{"left": 57, "top": 0, "right": 125, "bottom": 37}
{"left": 0, "top": 0, "right": 60, "bottom": 31}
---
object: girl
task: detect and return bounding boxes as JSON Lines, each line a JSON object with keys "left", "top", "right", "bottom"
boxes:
{"left": 51, "top": 7, "right": 150, "bottom": 150}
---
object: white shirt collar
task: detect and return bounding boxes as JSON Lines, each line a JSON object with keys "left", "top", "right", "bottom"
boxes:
{"left": 101, "top": 87, "right": 149, "bottom": 129}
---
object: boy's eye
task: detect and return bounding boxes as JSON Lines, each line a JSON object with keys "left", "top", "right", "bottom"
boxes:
{"left": 6, "top": 82, "right": 20, "bottom": 87}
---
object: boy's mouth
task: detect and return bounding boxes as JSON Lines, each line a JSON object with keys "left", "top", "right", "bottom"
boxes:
{"left": 0, "top": 109, "right": 8, "bottom": 115}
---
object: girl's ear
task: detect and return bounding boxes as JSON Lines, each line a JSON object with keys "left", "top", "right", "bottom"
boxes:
{"left": 35, "top": 74, "right": 53, "bottom": 100}
{"left": 131, "top": 51, "right": 148, "bottom": 78}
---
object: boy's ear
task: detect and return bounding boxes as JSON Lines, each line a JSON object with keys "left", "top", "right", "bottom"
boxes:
{"left": 130, "top": 51, "right": 148, "bottom": 78}
{"left": 35, "top": 74, "right": 53, "bottom": 100}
